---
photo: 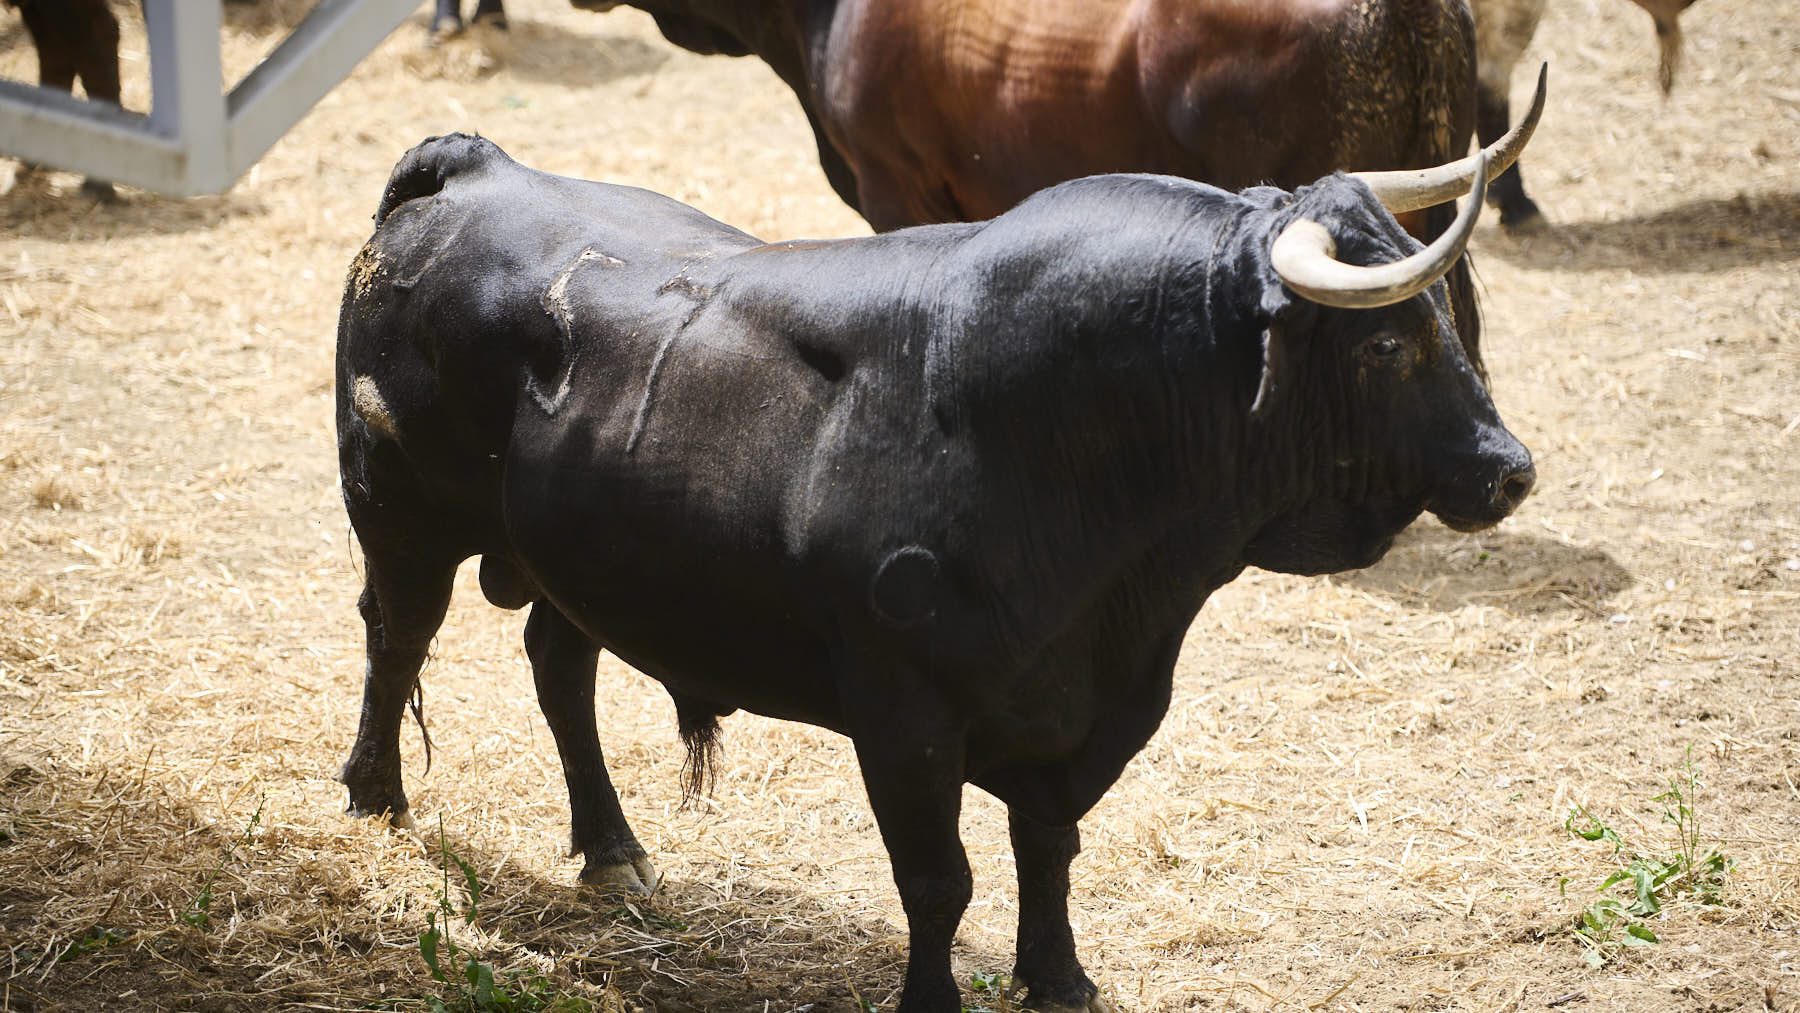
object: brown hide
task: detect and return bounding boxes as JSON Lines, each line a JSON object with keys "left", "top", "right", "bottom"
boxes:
{"left": 802, "top": 0, "right": 1478, "bottom": 230}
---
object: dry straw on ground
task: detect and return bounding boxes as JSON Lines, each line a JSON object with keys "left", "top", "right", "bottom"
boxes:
{"left": 2, "top": 1, "right": 1798, "bottom": 1010}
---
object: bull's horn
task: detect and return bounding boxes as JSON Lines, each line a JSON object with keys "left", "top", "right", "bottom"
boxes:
{"left": 1350, "top": 64, "right": 1545, "bottom": 213}
{"left": 1271, "top": 152, "right": 1487, "bottom": 309}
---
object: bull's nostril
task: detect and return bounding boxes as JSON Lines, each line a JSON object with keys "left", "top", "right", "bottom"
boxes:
{"left": 1498, "top": 469, "right": 1536, "bottom": 507}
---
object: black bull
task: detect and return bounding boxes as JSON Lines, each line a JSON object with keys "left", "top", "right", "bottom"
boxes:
{"left": 336, "top": 134, "right": 1534, "bottom": 1013}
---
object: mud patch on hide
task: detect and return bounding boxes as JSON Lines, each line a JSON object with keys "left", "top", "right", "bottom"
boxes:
{"left": 351, "top": 376, "right": 399, "bottom": 440}
{"left": 348, "top": 244, "right": 384, "bottom": 301}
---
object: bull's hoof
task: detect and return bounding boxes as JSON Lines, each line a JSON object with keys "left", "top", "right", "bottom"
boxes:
{"left": 79, "top": 178, "right": 118, "bottom": 202}
{"left": 1008, "top": 972, "right": 1112, "bottom": 1013}
{"left": 428, "top": 16, "right": 463, "bottom": 42}
{"left": 579, "top": 854, "right": 658, "bottom": 896}
{"left": 471, "top": 11, "right": 508, "bottom": 29}
{"left": 346, "top": 802, "right": 415, "bottom": 830}
{"left": 1019, "top": 996, "right": 1113, "bottom": 1013}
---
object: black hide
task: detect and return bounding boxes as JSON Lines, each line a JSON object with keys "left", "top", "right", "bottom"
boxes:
{"left": 336, "top": 134, "right": 1532, "bottom": 1013}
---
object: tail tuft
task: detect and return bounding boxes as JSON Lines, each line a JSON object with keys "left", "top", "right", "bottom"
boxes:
{"left": 677, "top": 708, "right": 723, "bottom": 807}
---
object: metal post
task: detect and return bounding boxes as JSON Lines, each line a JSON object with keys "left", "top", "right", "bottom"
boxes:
{"left": 145, "top": 0, "right": 228, "bottom": 193}
{"left": 227, "top": 0, "right": 423, "bottom": 175}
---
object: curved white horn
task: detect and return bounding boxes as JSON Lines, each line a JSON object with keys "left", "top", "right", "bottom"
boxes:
{"left": 1350, "top": 64, "right": 1546, "bottom": 213}
{"left": 1271, "top": 152, "right": 1488, "bottom": 309}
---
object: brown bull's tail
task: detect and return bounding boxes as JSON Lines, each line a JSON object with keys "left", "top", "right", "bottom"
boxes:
{"left": 373, "top": 132, "right": 505, "bottom": 227}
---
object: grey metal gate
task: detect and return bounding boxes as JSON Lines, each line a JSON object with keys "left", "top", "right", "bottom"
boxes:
{"left": 0, "top": 0, "right": 421, "bottom": 196}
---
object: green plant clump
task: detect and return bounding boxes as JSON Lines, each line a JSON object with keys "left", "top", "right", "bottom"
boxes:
{"left": 416, "top": 821, "right": 598, "bottom": 1013}
{"left": 187, "top": 797, "right": 266, "bottom": 928}
{"left": 1562, "top": 751, "right": 1733, "bottom": 968}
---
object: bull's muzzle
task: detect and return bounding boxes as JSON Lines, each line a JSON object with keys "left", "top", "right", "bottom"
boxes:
{"left": 1433, "top": 439, "right": 1536, "bottom": 533}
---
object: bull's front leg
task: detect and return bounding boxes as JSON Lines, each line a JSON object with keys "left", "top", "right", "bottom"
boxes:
{"left": 850, "top": 685, "right": 972, "bottom": 1012}
{"left": 523, "top": 603, "right": 656, "bottom": 895}
{"left": 341, "top": 553, "right": 458, "bottom": 827}
{"left": 1008, "top": 809, "right": 1110, "bottom": 1013}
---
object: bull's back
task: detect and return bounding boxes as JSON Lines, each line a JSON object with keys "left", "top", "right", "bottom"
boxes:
{"left": 341, "top": 136, "right": 759, "bottom": 462}
{"left": 816, "top": 0, "right": 1470, "bottom": 225}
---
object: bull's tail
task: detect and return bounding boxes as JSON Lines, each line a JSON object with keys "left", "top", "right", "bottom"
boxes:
{"left": 373, "top": 132, "right": 505, "bottom": 227}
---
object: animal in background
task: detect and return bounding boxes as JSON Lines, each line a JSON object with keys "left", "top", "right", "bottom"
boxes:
{"left": 336, "top": 129, "right": 1535, "bottom": 1013}
{"left": 4, "top": 0, "right": 120, "bottom": 198}
{"left": 3, "top": 0, "right": 263, "bottom": 199}
{"left": 431, "top": 0, "right": 506, "bottom": 39}
{"left": 569, "top": 0, "right": 1504, "bottom": 371}
{"left": 1472, "top": 0, "right": 1702, "bottom": 228}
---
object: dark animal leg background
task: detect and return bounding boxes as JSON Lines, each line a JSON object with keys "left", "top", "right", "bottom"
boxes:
{"left": 1476, "top": 85, "right": 1542, "bottom": 230}
{"left": 339, "top": 553, "right": 457, "bottom": 827}
{"left": 1009, "top": 809, "right": 1103, "bottom": 1012}
{"left": 523, "top": 603, "right": 656, "bottom": 895}
{"left": 432, "top": 0, "right": 506, "bottom": 37}
{"left": 471, "top": 0, "right": 507, "bottom": 29}
{"left": 17, "top": 0, "right": 120, "bottom": 198}
{"left": 430, "top": 0, "right": 464, "bottom": 36}
{"left": 852, "top": 699, "right": 971, "bottom": 1012}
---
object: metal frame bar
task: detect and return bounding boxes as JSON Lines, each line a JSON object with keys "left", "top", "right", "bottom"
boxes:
{"left": 0, "top": 0, "right": 421, "bottom": 196}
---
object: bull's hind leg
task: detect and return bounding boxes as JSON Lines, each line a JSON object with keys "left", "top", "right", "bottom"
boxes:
{"left": 340, "top": 552, "right": 458, "bottom": 827}
{"left": 1008, "top": 810, "right": 1110, "bottom": 1013}
{"left": 524, "top": 603, "right": 656, "bottom": 895}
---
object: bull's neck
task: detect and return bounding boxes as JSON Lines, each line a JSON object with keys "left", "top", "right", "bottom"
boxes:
{"left": 941, "top": 202, "right": 1269, "bottom": 624}
{"left": 624, "top": 1, "right": 813, "bottom": 90}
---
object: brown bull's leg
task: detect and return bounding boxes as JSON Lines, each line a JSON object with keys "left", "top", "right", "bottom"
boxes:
{"left": 1009, "top": 810, "right": 1110, "bottom": 1013}
{"left": 471, "top": 0, "right": 507, "bottom": 29}
{"left": 850, "top": 689, "right": 970, "bottom": 1012}
{"left": 340, "top": 553, "right": 458, "bottom": 827}
{"left": 1476, "top": 85, "right": 1543, "bottom": 230}
{"left": 523, "top": 603, "right": 655, "bottom": 895}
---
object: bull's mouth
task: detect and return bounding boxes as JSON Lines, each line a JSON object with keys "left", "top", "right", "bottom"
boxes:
{"left": 1431, "top": 509, "right": 1502, "bottom": 533}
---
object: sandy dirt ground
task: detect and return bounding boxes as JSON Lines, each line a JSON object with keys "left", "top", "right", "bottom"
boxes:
{"left": 1, "top": 1, "right": 1797, "bottom": 1010}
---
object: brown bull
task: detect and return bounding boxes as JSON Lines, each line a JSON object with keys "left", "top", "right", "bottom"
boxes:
{"left": 572, "top": 0, "right": 1505, "bottom": 366}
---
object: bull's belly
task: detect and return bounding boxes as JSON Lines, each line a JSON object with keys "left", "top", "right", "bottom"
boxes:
{"left": 521, "top": 538, "right": 848, "bottom": 731}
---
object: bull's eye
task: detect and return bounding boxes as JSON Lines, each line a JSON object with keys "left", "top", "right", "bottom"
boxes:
{"left": 1359, "top": 334, "right": 1407, "bottom": 364}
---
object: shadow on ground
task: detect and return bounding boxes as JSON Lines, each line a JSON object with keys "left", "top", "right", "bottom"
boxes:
{"left": 1482, "top": 190, "right": 1800, "bottom": 273}
{"left": 0, "top": 751, "right": 999, "bottom": 1013}
{"left": 1340, "top": 521, "right": 1634, "bottom": 615}
{"left": 0, "top": 172, "right": 266, "bottom": 239}
{"left": 495, "top": 22, "right": 670, "bottom": 88}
